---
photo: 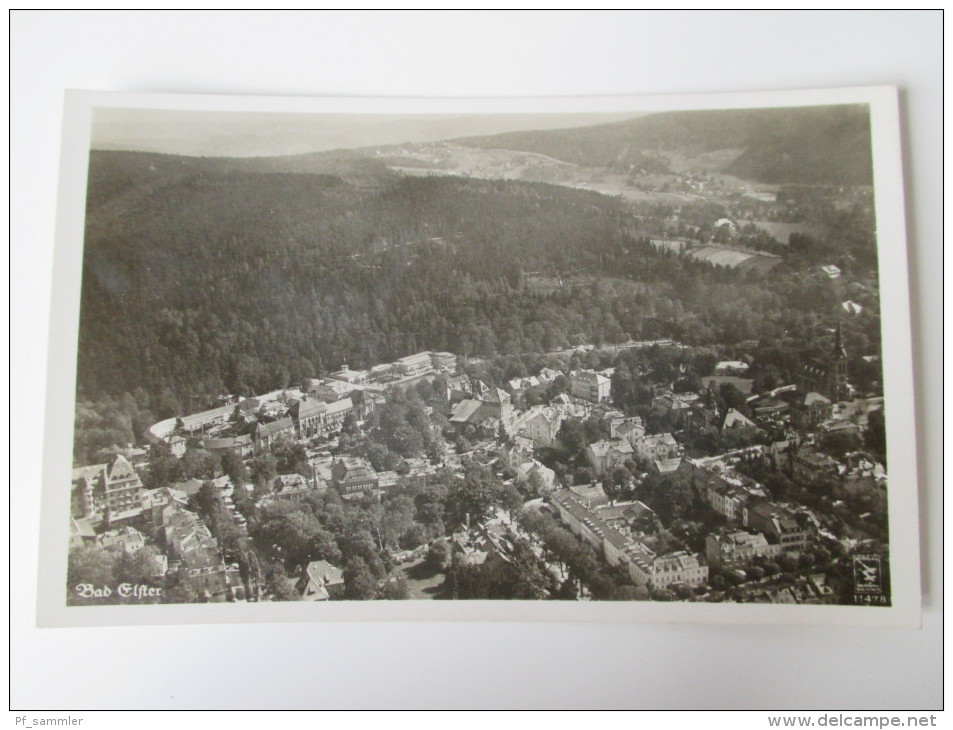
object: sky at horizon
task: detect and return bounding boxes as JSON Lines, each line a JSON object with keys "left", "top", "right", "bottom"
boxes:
{"left": 91, "top": 109, "right": 647, "bottom": 158}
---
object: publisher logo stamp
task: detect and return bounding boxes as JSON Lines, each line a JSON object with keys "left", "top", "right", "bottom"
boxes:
{"left": 853, "top": 555, "right": 882, "bottom": 595}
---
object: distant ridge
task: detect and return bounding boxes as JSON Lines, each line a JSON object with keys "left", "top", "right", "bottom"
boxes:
{"left": 455, "top": 105, "right": 873, "bottom": 186}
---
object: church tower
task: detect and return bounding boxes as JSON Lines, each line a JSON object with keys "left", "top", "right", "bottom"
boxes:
{"left": 827, "top": 320, "right": 849, "bottom": 401}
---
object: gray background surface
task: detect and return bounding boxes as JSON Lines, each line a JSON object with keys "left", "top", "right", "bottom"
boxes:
{"left": 10, "top": 10, "right": 942, "bottom": 709}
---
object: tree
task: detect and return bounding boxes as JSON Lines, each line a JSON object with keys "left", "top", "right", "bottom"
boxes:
{"left": 181, "top": 448, "right": 220, "bottom": 481}
{"left": 379, "top": 575, "right": 409, "bottom": 600}
{"left": 307, "top": 529, "right": 343, "bottom": 566}
{"left": 400, "top": 523, "right": 428, "bottom": 550}
{"left": 545, "top": 374, "right": 570, "bottom": 401}
{"left": 263, "top": 560, "right": 300, "bottom": 601}
{"left": 252, "top": 505, "right": 326, "bottom": 568}
{"left": 496, "top": 539, "right": 552, "bottom": 599}
{"left": 144, "top": 441, "right": 184, "bottom": 489}
{"left": 610, "top": 584, "right": 649, "bottom": 600}
{"left": 819, "top": 429, "right": 863, "bottom": 460}
{"left": 67, "top": 546, "right": 118, "bottom": 604}
{"left": 343, "top": 557, "right": 378, "bottom": 600}
{"left": 864, "top": 408, "right": 887, "bottom": 465}
{"left": 447, "top": 464, "right": 499, "bottom": 527}
{"left": 778, "top": 553, "right": 799, "bottom": 573}
{"left": 249, "top": 453, "right": 278, "bottom": 491}
{"left": 574, "top": 467, "right": 595, "bottom": 486}
{"left": 673, "top": 373, "right": 702, "bottom": 394}
{"left": 762, "top": 560, "right": 781, "bottom": 577}
{"left": 674, "top": 583, "right": 695, "bottom": 600}
{"left": 641, "top": 474, "right": 693, "bottom": 523}
{"left": 114, "top": 546, "right": 164, "bottom": 598}
{"left": 342, "top": 412, "right": 361, "bottom": 437}
{"left": 415, "top": 483, "right": 448, "bottom": 531}
{"left": 719, "top": 383, "right": 747, "bottom": 411}
{"left": 603, "top": 465, "right": 630, "bottom": 504}
{"left": 220, "top": 450, "right": 248, "bottom": 486}
{"left": 340, "top": 529, "right": 386, "bottom": 578}
{"left": 271, "top": 435, "right": 309, "bottom": 476}
{"left": 746, "top": 565, "right": 765, "bottom": 581}
{"left": 426, "top": 538, "right": 453, "bottom": 572}
{"left": 163, "top": 577, "right": 200, "bottom": 604}
{"left": 555, "top": 419, "right": 587, "bottom": 459}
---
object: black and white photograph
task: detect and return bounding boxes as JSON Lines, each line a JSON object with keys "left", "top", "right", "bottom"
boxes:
{"left": 13, "top": 9, "right": 941, "bottom": 715}
{"left": 38, "top": 87, "right": 920, "bottom": 627}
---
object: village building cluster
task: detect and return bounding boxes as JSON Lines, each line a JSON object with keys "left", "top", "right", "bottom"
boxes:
{"left": 70, "top": 323, "right": 887, "bottom": 604}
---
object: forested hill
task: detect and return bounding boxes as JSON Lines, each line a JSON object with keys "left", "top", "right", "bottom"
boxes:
{"left": 80, "top": 151, "right": 640, "bottom": 405}
{"left": 78, "top": 148, "right": 868, "bottom": 420}
{"left": 84, "top": 148, "right": 392, "bottom": 210}
{"left": 455, "top": 105, "right": 873, "bottom": 185}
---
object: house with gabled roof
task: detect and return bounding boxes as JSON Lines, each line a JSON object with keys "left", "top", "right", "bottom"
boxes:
{"left": 331, "top": 457, "right": 379, "bottom": 497}
{"left": 720, "top": 408, "right": 756, "bottom": 431}
{"left": 202, "top": 433, "right": 254, "bottom": 458}
{"left": 520, "top": 407, "right": 563, "bottom": 448}
{"left": 287, "top": 397, "right": 328, "bottom": 439}
{"left": 743, "top": 499, "right": 817, "bottom": 553}
{"left": 570, "top": 370, "right": 611, "bottom": 403}
{"left": 69, "top": 517, "right": 97, "bottom": 549}
{"left": 613, "top": 418, "right": 647, "bottom": 447}
{"left": 515, "top": 458, "right": 556, "bottom": 492}
{"left": 798, "top": 391, "right": 833, "bottom": 428}
{"left": 631, "top": 433, "right": 679, "bottom": 464}
{"left": 296, "top": 560, "right": 345, "bottom": 601}
{"left": 706, "top": 529, "right": 781, "bottom": 568}
{"left": 71, "top": 454, "right": 145, "bottom": 526}
{"left": 252, "top": 416, "right": 295, "bottom": 452}
{"left": 587, "top": 439, "right": 634, "bottom": 477}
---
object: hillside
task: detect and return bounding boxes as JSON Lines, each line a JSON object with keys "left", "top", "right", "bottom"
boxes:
{"left": 77, "top": 145, "right": 877, "bottom": 425}
{"left": 455, "top": 105, "right": 873, "bottom": 185}
{"left": 79, "top": 151, "right": 643, "bottom": 404}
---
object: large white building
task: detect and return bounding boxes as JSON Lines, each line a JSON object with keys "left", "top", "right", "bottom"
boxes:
{"left": 550, "top": 489, "right": 708, "bottom": 592}
{"left": 570, "top": 370, "right": 611, "bottom": 403}
{"left": 431, "top": 351, "right": 457, "bottom": 372}
{"left": 520, "top": 407, "right": 563, "bottom": 448}
{"left": 706, "top": 530, "right": 781, "bottom": 568}
{"left": 631, "top": 432, "right": 680, "bottom": 463}
{"left": 396, "top": 351, "right": 435, "bottom": 378}
{"left": 587, "top": 439, "right": 635, "bottom": 476}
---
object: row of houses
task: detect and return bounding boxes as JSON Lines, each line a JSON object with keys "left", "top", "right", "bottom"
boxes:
{"left": 70, "top": 472, "right": 246, "bottom": 603}
{"left": 549, "top": 489, "right": 708, "bottom": 592}
{"left": 261, "top": 455, "right": 417, "bottom": 504}
{"left": 705, "top": 529, "right": 781, "bottom": 568}
{"left": 173, "top": 392, "right": 370, "bottom": 461}
{"left": 155, "top": 499, "right": 245, "bottom": 602}
{"left": 326, "top": 350, "right": 457, "bottom": 386}
{"left": 586, "top": 431, "right": 681, "bottom": 476}
{"left": 684, "top": 458, "right": 819, "bottom": 552}
{"left": 168, "top": 376, "right": 386, "bottom": 453}
{"left": 449, "top": 387, "right": 514, "bottom": 431}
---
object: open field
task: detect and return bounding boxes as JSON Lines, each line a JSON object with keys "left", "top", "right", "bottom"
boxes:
{"left": 688, "top": 245, "right": 783, "bottom": 273}
{"left": 392, "top": 557, "right": 445, "bottom": 600}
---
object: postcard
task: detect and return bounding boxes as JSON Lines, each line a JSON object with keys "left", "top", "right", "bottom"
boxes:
{"left": 37, "top": 87, "right": 920, "bottom": 627}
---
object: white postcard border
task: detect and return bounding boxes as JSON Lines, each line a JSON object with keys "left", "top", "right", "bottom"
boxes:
{"left": 37, "top": 86, "right": 921, "bottom": 628}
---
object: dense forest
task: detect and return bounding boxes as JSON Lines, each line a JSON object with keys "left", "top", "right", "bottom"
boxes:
{"left": 456, "top": 105, "right": 873, "bottom": 184}
{"left": 76, "top": 139, "right": 880, "bottom": 451}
